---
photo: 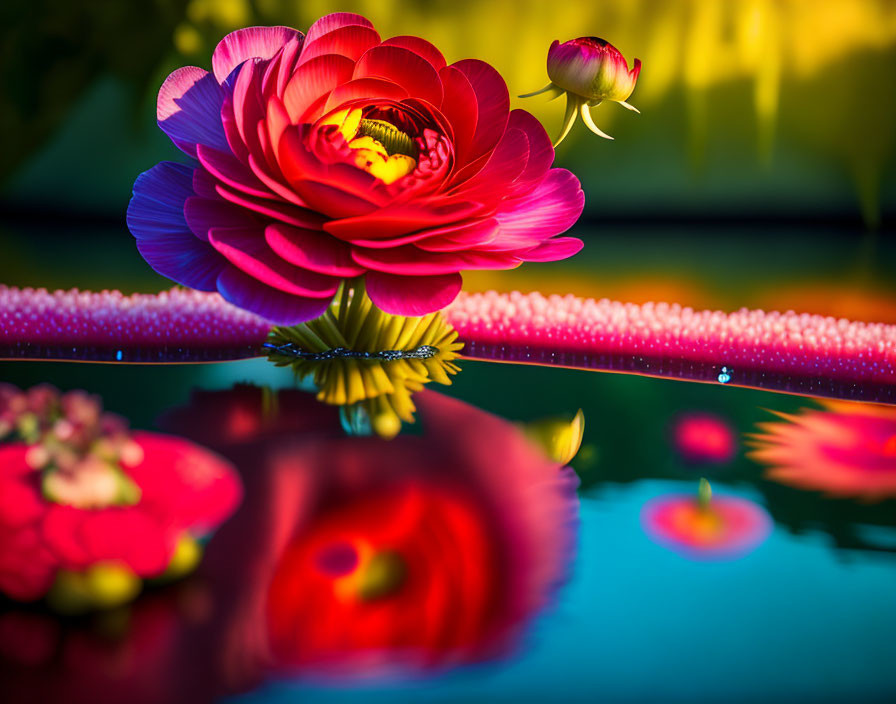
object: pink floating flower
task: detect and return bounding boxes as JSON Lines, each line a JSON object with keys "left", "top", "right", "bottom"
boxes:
{"left": 672, "top": 412, "right": 737, "bottom": 465}
{"left": 748, "top": 401, "right": 896, "bottom": 500}
{"left": 642, "top": 481, "right": 771, "bottom": 561}
{"left": 0, "top": 384, "right": 241, "bottom": 605}
{"left": 128, "top": 13, "right": 585, "bottom": 324}
{"left": 522, "top": 37, "right": 641, "bottom": 144}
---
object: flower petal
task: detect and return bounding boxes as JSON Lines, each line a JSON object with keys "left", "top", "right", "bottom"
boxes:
{"left": 494, "top": 169, "right": 584, "bottom": 241}
{"left": 518, "top": 236, "right": 584, "bottom": 262}
{"left": 323, "top": 77, "right": 409, "bottom": 113}
{"left": 127, "top": 162, "right": 227, "bottom": 291}
{"left": 157, "top": 67, "right": 229, "bottom": 157}
{"left": 298, "top": 24, "right": 381, "bottom": 66}
{"left": 304, "top": 13, "right": 374, "bottom": 46}
{"left": 381, "top": 35, "right": 446, "bottom": 71}
{"left": 183, "top": 195, "right": 258, "bottom": 240}
{"left": 438, "top": 65, "right": 478, "bottom": 166}
{"left": 196, "top": 143, "right": 273, "bottom": 200}
{"left": 216, "top": 267, "right": 333, "bottom": 325}
{"left": 212, "top": 26, "right": 302, "bottom": 83}
{"left": 265, "top": 223, "right": 366, "bottom": 277}
{"left": 365, "top": 271, "right": 463, "bottom": 316}
{"left": 507, "top": 109, "right": 554, "bottom": 190}
{"left": 282, "top": 54, "right": 355, "bottom": 123}
{"left": 207, "top": 226, "right": 339, "bottom": 297}
{"left": 324, "top": 199, "right": 484, "bottom": 241}
{"left": 352, "top": 244, "right": 520, "bottom": 275}
{"left": 450, "top": 59, "right": 509, "bottom": 163}
{"left": 353, "top": 45, "right": 443, "bottom": 107}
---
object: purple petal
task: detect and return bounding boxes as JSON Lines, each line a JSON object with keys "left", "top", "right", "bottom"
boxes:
{"left": 216, "top": 267, "right": 333, "bottom": 325}
{"left": 184, "top": 196, "right": 258, "bottom": 241}
{"left": 127, "top": 162, "right": 227, "bottom": 291}
{"left": 365, "top": 271, "right": 463, "bottom": 316}
{"left": 157, "top": 67, "right": 229, "bottom": 157}
{"left": 212, "top": 26, "right": 302, "bottom": 83}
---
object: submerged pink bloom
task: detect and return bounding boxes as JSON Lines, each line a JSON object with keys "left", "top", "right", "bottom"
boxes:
{"left": 0, "top": 385, "right": 241, "bottom": 604}
{"left": 748, "top": 401, "right": 896, "bottom": 500}
{"left": 522, "top": 37, "right": 641, "bottom": 144}
{"left": 642, "top": 484, "right": 771, "bottom": 561}
{"left": 672, "top": 412, "right": 737, "bottom": 465}
{"left": 128, "top": 13, "right": 584, "bottom": 323}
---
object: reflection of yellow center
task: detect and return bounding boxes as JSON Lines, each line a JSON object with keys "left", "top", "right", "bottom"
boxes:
{"left": 322, "top": 108, "right": 417, "bottom": 185}
{"left": 331, "top": 541, "right": 406, "bottom": 603}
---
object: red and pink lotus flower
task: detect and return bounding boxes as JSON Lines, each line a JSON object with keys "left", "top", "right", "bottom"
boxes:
{"left": 129, "top": 12, "right": 585, "bottom": 324}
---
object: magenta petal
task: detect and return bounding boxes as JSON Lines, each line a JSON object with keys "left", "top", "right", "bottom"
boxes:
{"left": 196, "top": 143, "right": 273, "bottom": 200}
{"left": 305, "top": 13, "right": 374, "bottom": 45}
{"left": 216, "top": 267, "right": 333, "bottom": 324}
{"left": 353, "top": 45, "right": 443, "bottom": 107}
{"left": 452, "top": 127, "right": 529, "bottom": 196}
{"left": 212, "top": 26, "right": 302, "bottom": 83}
{"left": 207, "top": 226, "right": 339, "bottom": 297}
{"left": 184, "top": 196, "right": 257, "bottom": 241}
{"left": 366, "top": 271, "right": 463, "bottom": 316}
{"left": 519, "top": 236, "right": 584, "bottom": 262}
{"left": 450, "top": 59, "right": 510, "bottom": 163}
{"left": 507, "top": 109, "right": 554, "bottom": 189}
{"left": 212, "top": 175, "right": 325, "bottom": 228}
{"left": 324, "top": 200, "right": 484, "bottom": 241}
{"left": 157, "top": 66, "right": 229, "bottom": 156}
{"left": 352, "top": 244, "right": 520, "bottom": 275}
{"left": 495, "top": 169, "right": 585, "bottom": 240}
{"left": 298, "top": 25, "right": 381, "bottom": 66}
{"left": 381, "top": 36, "right": 446, "bottom": 71}
{"left": 413, "top": 219, "right": 499, "bottom": 252}
{"left": 265, "top": 223, "right": 365, "bottom": 277}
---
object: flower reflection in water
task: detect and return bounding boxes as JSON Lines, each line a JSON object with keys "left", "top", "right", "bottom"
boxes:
{"left": 0, "top": 384, "right": 241, "bottom": 610}
{"left": 642, "top": 479, "right": 771, "bottom": 561}
{"left": 748, "top": 401, "right": 896, "bottom": 500}
{"left": 160, "top": 385, "right": 579, "bottom": 687}
{"left": 671, "top": 412, "right": 737, "bottom": 466}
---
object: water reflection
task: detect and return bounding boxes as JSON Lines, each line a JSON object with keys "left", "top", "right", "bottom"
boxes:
{"left": 0, "top": 385, "right": 579, "bottom": 702}
{"left": 165, "top": 386, "right": 579, "bottom": 687}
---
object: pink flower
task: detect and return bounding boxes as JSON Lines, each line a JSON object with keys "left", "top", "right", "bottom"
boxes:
{"left": 642, "top": 486, "right": 771, "bottom": 561}
{"left": 672, "top": 412, "right": 737, "bottom": 465}
{"left": 128, "top": 13, "right": 585, "bottom": 324}
{"left": 748, "top": 401, "right": 896, "bottom": 500}
{"left": 0, "top": 385, "right": 241, "bottom": 604}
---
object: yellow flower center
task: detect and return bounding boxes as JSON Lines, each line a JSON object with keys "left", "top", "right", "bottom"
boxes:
{"left": 322, "top": 108, "right": 418, "bottom": 185}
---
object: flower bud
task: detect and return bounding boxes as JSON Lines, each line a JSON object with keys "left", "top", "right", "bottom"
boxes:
{"left": 547, "top": 37, "right": 641, "bottom": 103}
{"left": 521, "top": 36, "right": 641, "bottom": 145}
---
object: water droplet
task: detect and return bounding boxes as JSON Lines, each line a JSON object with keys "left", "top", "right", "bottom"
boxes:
{"left": 717, "top": 366, "right": 731, "bottom": 384}
{"left": 115, "top": 350, "right": 123, "bottom": 361}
